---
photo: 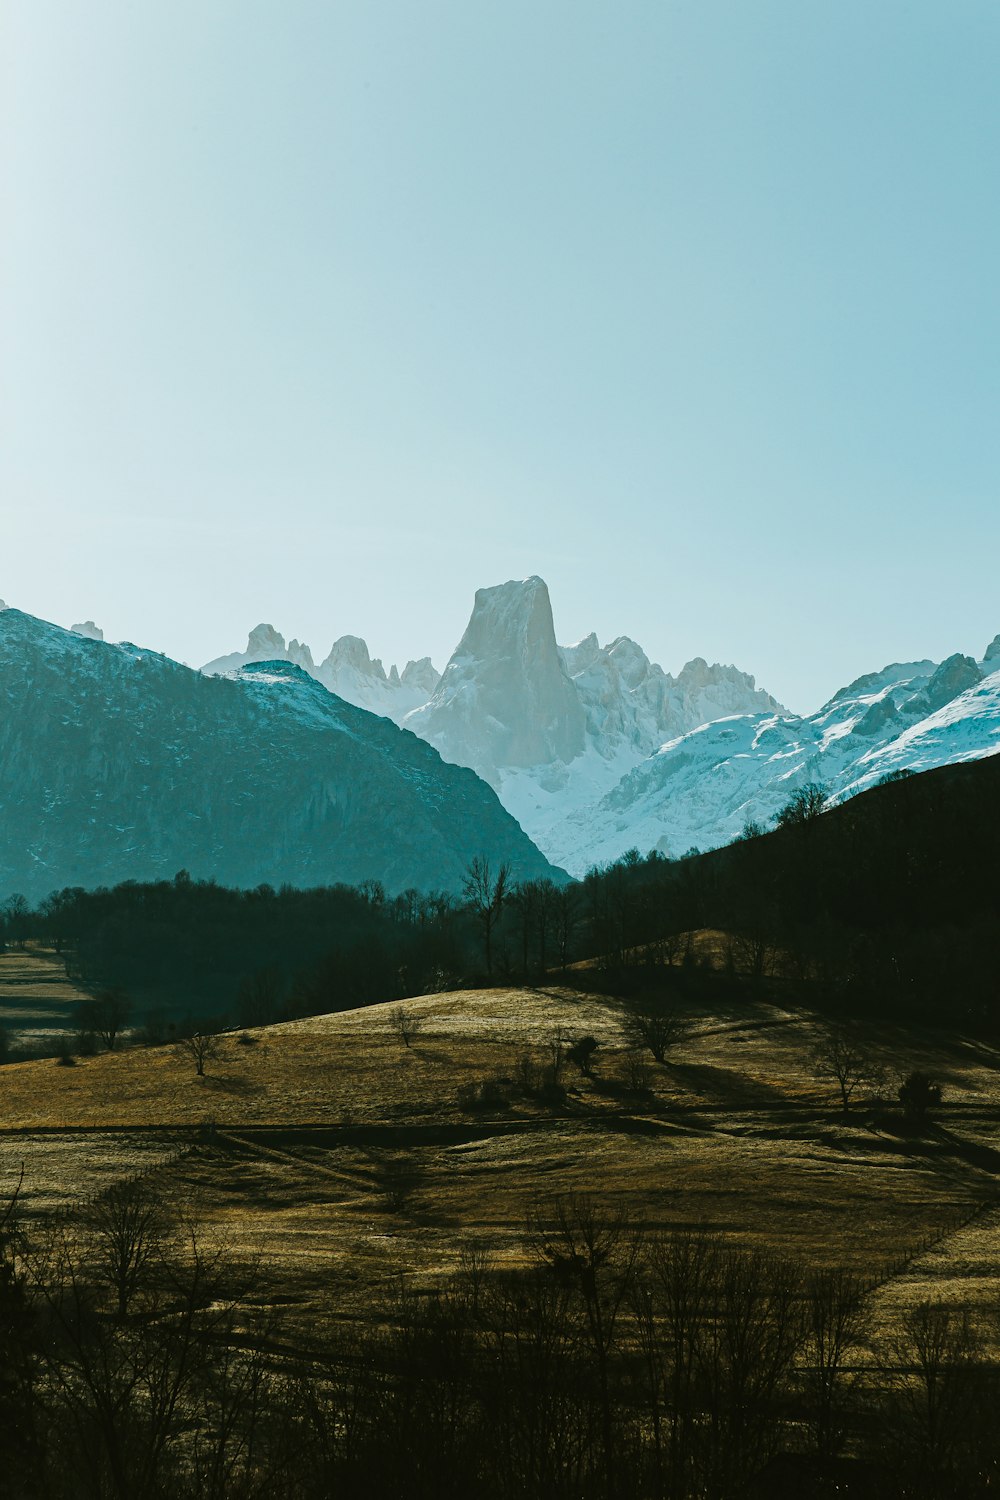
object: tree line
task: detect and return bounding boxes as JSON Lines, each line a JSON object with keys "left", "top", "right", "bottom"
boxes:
{"left": 2, "top": 753, "right": 997, "bottom": 1043}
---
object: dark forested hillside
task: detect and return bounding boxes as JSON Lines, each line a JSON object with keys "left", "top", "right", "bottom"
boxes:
{"left": 5, "top": 755, "right": 997, "bottom": 1035}
{"left": 582, "top": 754, "right": 1000, "bottom": 1025}
{"left": 0, "top": 609, "right": 561, "bottom": 903}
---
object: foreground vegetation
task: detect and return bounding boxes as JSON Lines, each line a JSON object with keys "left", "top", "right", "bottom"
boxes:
{"left": 4, "top": 1169, "right": 1000, "bottom": 1499}
{"left": 2, "top": 976, "right": 1000, "bottom": 1497}
{"left": 0, "top": 756, "right": 997, "bottom": 1495}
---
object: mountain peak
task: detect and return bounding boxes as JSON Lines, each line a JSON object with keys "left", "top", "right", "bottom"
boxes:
{"left": 246, "top": 623, "right": 287, "bottom": 658}
{"left": 406, "top": 575, "right": 586, "bottom": 778}
{"left": 321, "top": 635, "right": 386, "bottom": 681}
{"left": 458, "top": 576, "right": 557, "bottom": 660}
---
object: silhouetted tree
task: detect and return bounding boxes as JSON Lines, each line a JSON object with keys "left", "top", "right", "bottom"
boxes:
{"left": 803, "top": 1268, "right": 870, "bottom": 1459}
{"left": 774, "top": 782, "right": 827, "bottom": 828}
{"left": 565, "top": 1036, "right": 599, "bottom": 1076}
{"left": 555, "top": 885, "right": 580, "bottom": 974}
{"left": 390, "top": 1006, "right": 424, "bottom": 1047}
{"left": 463, "top": 856, "right": 510, "bottom": 977}
{"left": 75, "top": 988, "right": 132, "bottom": 1050}
{"left": 84, "top": 1179, "right": 170, "bottom": 1318}
{"left": 180, "top": 1030, "right": 222, "bottom": 1077}
{"left": 237, "top": 966, "right": 283, "bottom": 1027}
{"left": 622, "top": 1001, "right": 688, "bottom": 1064}
{"left": 2, "top": 894, "right": 30, "bottom": 949}
{"left": 810, "top": 1027, "right": 883, "bottom": 1113}
{"left": 898, "top": 1069, "right": 942, "bottom": 1124}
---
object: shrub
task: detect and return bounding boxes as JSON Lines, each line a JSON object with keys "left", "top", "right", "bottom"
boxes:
{"left": 623, "top": 1052, "right": 652, "bottom": 1092}
{"left": 457, "top": 1076, "right": 510, "bottom": 1112}
{"left": 898, "top": 1070, "right": 942, "bottom": 1124}
{"left": 565, "top": 1036, "right": 599, "bottom": 1076}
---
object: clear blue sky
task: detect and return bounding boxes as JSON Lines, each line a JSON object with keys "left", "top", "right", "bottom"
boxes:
{"left": 2, "top": 1, "right": 997, "bottom": 711}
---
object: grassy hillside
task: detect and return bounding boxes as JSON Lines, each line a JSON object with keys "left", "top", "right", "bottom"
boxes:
{"left": 5, "top": 981, "right": 1000, "bottom": 1341}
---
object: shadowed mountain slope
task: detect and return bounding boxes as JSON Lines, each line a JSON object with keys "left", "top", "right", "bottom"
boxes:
{"left": 0, "top": 609, "right": 562, "bottom": 901}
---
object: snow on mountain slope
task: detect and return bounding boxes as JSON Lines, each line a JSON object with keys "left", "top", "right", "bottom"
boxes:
{"left": 548, "top": 651, "right": 1000, "bottom": 874}
{"left": 0, "top": 609, "right": 560, "bottom": 901}
{"left": 203, "top": 626, "right": 439, "bottom": 722}
{"left": 840, "top": 668, "right": 1000, "bottom": 793}
{"left": 198, "top": 581, "right": 1000, "bottom": 876}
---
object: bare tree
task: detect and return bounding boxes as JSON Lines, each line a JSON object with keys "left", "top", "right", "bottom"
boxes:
{"left": 535, "top": 879, "right": 559, "bottom": 977}
{"left": 84, "top": 1178, "right": 170, "bottom": 1318}
{"left": 622, "top": 1001, "right": 689, "bottom": 1064}
{"left": 810, "top": 1027, "right": 881, "bottom": 1114}
{"left": 554, "top": 885, "right": 580, "bottom": 973}
{"left": 510, "top": 881, "right": 538, "bottom": 979}
{"left": 528, "top": 1193, "right": 640, "bottom": 1491}
{"left": 236, "top": 966, "right": 283, "bottom": 1027}
{"left": 389, "top": 1005, "right": 424, "bottom": 1047}
{"left": 888, "top": 1300, "right": 981, "bottom": 1488}
{"left": 803, "top": 1268, "right": 870, "bottom": 1458}
{"left": 1, "top": 894, "right": 30, "bottom": 950}
{"left": 180, "top": 1030, "right": 222, "bottom": 1077}
{"left": 76, "top": 988, "right": 132, "bottom": 1051}
{"left": 701, "top": 1246, "right": 806, "bottom": 1493}
{"left": 774, "top": 781, "right": 827, "bottom": 828}
{"left": 463, "top": 855, "right": 510, "bottom": 977}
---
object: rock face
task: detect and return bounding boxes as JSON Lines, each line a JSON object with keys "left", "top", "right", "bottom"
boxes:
{"left": 558, "top": 636, "right": 782, "bottom": 762}
{"left": 405, "top": 577, "right": 587, "bottom": 781}
{"left": 203, "top": 626, "right": 439, "bottom": 722}
{"left": 70, "top": 621, "right": 104, "bottom": 641}
{"left": 0, "top": 609, "right": 562, "bottom": 902}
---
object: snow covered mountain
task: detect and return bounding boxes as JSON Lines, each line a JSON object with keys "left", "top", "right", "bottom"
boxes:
{"left": 203, "top": 625, "right": 439, "bottom": 722}
{"left": 193, "top": 583, "right": 1000, "bottom": 877}
{"left": 202, "top": 578, "right": 789, "bottom": 870}
{"left": 551, "top": 642, "right": 1000, "bottom": 873}
{"left": 0, "top": 609, "right": 560, "bottom": 902}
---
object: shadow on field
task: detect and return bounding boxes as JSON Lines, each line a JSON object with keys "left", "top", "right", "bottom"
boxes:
{"left": 666, "top": 1061, "right": 794, "bottom": 1109}
{"left": 197, "top": 1072, "right": 259, "bottom": 1097}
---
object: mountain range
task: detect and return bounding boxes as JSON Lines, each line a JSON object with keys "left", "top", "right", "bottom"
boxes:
{"left": 201, "top": 577, "right": 1000, "bottom": 873}
{"left": 3, "top": 581, "right": 998, "bottom": 899}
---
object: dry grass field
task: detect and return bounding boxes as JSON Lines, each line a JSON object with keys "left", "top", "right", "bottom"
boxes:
{"left": 4, "top": 977, "right": 1000, "bottom": 1345}
{"left": 0, "top": 944, "right": 93, "bottom": 1047}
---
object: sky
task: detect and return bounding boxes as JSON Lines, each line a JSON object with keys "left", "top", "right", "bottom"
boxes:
{"left": 1, "top": 1, "right": 998, "bottom": 714}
